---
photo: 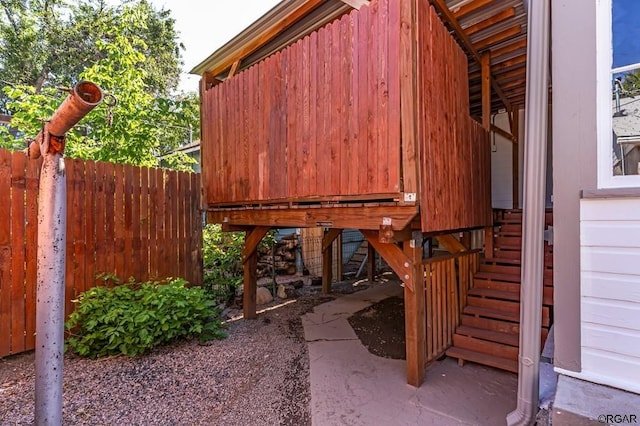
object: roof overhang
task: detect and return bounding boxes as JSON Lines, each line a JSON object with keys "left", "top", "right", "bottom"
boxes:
{"left": 190, "top": 0, "right": 361, "bottom": 83}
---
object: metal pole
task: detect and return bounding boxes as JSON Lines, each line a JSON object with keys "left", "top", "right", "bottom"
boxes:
{"left": 507, "top": 0, "right": 550, "bottom": 424}
{"left": 34, "top": 138, "right": 66, "bottom": 426}
{"left": 29, "top": 81, "right": 103, "bottom": 426}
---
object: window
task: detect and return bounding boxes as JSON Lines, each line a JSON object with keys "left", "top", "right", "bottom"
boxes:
{"left": 598, "top": 0, "right": 640, "bottom": 187}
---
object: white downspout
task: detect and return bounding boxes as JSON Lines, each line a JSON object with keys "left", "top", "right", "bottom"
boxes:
{"left": 506, "top": 0, "right": 550, "bottom": 424}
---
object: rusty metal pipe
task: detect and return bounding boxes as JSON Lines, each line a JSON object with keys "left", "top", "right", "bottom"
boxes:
{"left": 29, "top": 81, "right": 103, "bottom": 159}
{"left": 34, "top": 81, "right": 102, "bottom": 426}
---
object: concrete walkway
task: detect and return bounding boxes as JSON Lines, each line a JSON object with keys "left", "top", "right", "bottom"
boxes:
{"left": 302, "top": 283, "right": 517, "bottom": 426}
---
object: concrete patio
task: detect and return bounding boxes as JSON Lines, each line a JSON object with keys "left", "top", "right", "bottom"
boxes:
{"left": 302, "top": 282, "right": 518, "bottom": 426}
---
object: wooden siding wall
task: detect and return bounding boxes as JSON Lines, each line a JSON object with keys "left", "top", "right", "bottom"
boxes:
{"left": 0, "top": 149, "right": 203, "bottom": 357}
{"left": 579, "top": 198, "right": 640, "bottom": 393}
{"left": 423, "top": 251, "right": 480, "bottom": 363}
{"left": 201, "top": 0, "right": 402, "bottom": 206}
{"left": 416, "top": 4, "right": 492, "bottom": 232}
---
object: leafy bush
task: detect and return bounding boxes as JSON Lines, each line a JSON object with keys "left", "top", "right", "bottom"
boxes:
{"left": 203, "top": 224, "right": 276, "bottom": 303}
{"left": 65, "top": 278, "right": 226, "bottom": 358}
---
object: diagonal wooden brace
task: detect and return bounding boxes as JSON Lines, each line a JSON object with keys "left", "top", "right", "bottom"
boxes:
{"left": 360, "top": 229, "right": 415, "bottom": 292}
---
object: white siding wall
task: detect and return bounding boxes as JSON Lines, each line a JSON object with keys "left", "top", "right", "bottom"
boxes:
{"left": 580, "top": 197, "right": 640, "bottom": 394}
{"left": 491, "top": 112, "right": 517, "bottom": 209}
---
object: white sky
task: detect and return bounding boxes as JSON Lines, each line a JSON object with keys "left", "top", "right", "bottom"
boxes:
{"left": 149, "top": 0, "right": 281, "bottom": 93}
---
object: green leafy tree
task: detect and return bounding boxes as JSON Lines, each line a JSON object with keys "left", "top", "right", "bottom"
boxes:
{"left": 0, "top": 1, "right": 199, "bottom": 168}
{"left": 0, "top": 0, "right": 183, "bottom": 102}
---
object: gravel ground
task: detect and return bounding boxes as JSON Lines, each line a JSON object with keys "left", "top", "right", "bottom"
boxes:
{"left": 0, "top": 282, "right": 353, "bottom": 426}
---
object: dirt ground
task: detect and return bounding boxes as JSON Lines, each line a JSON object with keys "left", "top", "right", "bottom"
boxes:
{"left": 1, "top": 278, "right": 397, "bottom": 426}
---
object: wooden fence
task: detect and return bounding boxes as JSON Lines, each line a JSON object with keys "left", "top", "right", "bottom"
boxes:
{"left": 0, "top": 148, "right": 203, "bottom": 357}
{"left": 423, "top": 250, "right": 480, "bottom": 363}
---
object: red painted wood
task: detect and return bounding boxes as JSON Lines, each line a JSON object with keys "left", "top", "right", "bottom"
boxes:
{"left": 25, "top": 157, "right": 40, "bottom": 350}
{"left": 10, "top": 151, "right": 26, "bottom": 353}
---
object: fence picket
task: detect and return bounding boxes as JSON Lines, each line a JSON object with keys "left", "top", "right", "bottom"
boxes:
{"left": 0, "top": 148, "right": 202, "bottom": 357}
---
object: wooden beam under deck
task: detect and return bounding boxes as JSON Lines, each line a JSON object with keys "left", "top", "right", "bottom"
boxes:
{"left": 208, "top": 206, "right": 419, "bottom": 231}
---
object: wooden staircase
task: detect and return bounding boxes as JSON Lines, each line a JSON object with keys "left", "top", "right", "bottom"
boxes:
{"left": 446, "top": 209, "right": 554, "bottom": 373}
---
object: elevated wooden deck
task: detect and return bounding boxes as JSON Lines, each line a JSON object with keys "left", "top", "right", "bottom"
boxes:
{"left": 200, "top": 0, "right": 491, "bottom": 234}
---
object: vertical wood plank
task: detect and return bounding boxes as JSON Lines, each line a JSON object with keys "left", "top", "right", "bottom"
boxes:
{"left": 330, "top": 20, "right": 341, "bottom": 195}
{"left": 114, "top": 164, "right": 125, "bottom": 282}
{"left": 10, "top": 151, "right": 26, "bottom": 353}
{"left": 248, "top": 65, "right": 259, "bottom": 201}
{"left": 387, "top": 0, "right": 401, "bottom": 193}
{"left": 300, "top": 35, "right": 311, "bottom": 198}
{"left": 320, "top": 27, "right": 332, "bottom": 196}
{"left": 183, "top": 173, "right": 193, "bottom": 284}
{"left": 140, "top": 167, "right": 150, "bottom": 282}
{"left": 338, "top": 16, "right": 351, "bottom": 195}
{"left": 0, "top": 150, "right": 11, "bottom": 355}
{"left": 71, "top": 159, "right": 86, "bottom": 308}
{"left": 366, "top": 1, "right": 378, "bottom": 193}
{"left": 94, "top": 162, "right": 106, "bottom": 285}
{"left": 192, "top": 173, "right": 203, "bottom": 286}
{"left": 64, "top": 159, "right": 75, "bottom": 318}
{"left": 377, "top": 0, "right": 390, "bottom": 192}
{"left": 308, "top": 31, "right": 318, "bottom": 196}
{"left": 25, "top": 157, "right": 40, "bottom": 350}
{"left": 146, "top": 168, "right": 157, "bottom": 280}
{"left": 104, "top": 162, "right": 115, "bottom": 281}
{"left": 124, "top": 165, "right": 134, "bottom": 280}
{"left": 348, "top": 11, "right": 360, "bottom": 196}
{"left": 169, "top": 170, "right": 179, "bottom": 279}
{"left": 357, "top": 6, "right": 370, "bottom": 193}
{"left": 131, "top": 167, "right": 142, "bottom": 280}
{"left": 178, "top": 172, "right": 188, "bottom": 280}
{"left": 154, "top": 168, "right": 165, "bottom": 279}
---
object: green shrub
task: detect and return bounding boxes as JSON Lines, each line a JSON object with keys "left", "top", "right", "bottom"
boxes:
{"left": 203, "top": 224, "right": 276, "bottom": 303}
{"left": 65, "top": 278, "right": 226, "bottom": 358}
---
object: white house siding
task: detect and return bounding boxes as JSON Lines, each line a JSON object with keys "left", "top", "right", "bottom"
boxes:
{"left": 580, "top": 197, "right": 640, "bottom": 394}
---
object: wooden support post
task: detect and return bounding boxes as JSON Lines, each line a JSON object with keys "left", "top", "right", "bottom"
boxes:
{"left": 367, "top": 243, "right": 376, "bottom": 283}
{"left": 242, "top": 226, "right": 270, "bottom": 319}
{"left": 403, "top": 232, "right": 426, "bottom": 387}
{"left": 484, "top": 226, "right": 494, "bottom": 259}
{"left": 336, "top": 232, "right": 343, "bottom": 281}
{"left": 511, "top": 106, "right": 520, "bottom": 209}
{"left": 481, "top": 52, "right": 492, "bottom": 130}
{"left": 322, "top": 229, "right": 341, "bottom": 294}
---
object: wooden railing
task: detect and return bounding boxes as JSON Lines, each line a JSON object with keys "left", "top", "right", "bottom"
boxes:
{"left": 423, "top": 250, "right": 480, "bottom": 363}
{"left": 0, "top": 149, "right": 203, "bottom": 357}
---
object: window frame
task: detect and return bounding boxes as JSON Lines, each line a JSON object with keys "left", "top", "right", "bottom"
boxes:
{"left": 596, "top": 0, "right": 640, "bottom": 188}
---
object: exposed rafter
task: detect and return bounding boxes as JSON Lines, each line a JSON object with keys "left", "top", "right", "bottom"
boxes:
{"left": 429, "top": 0, "right": 513, "bottom": 112}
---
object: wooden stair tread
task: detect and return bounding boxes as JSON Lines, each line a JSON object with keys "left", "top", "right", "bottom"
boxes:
{"left": 455, "top": 325, "right": 519, "bottom": 347}
{"left": 484, "top": 256, "right": 521, "bottom": 265}
{"left": 468, "top": 286, "right": 554, "bottom": 306}
{"left": 465, "top": 304, "right": 551, "bottom": 327}
{"left": 461, "top": 315, "right": 520, "bottom": 334}
{"left": 464, "top": 305, "right": 520, "bottom": 322}
{"left": 446, "top": 347, "right": 518, "bottom": 373}
{"left": 468, "top": 287, "right": 519, "bottom": 301}
{"left": 475, "top": 271, "right": 553, "bottom": 286}
{"left": 474, "top": 271, "right": 521, "bottom": 282}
